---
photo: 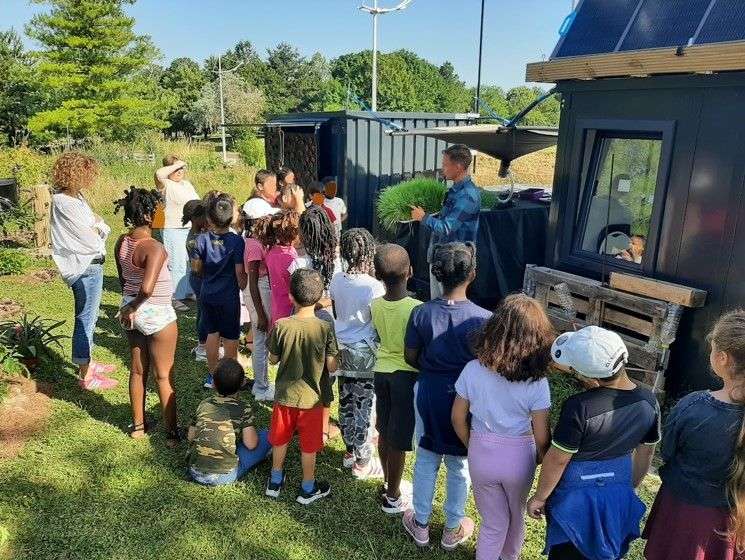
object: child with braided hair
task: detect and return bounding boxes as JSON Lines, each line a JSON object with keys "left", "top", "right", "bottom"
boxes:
{"left": 329, "top": 228, "right": 385, "bottom": 477}
{"left": 113, "top": 187, "right": 179, "bottom": 445}
{"left": 402, "top": 241, "right": 491, "bottom": 550}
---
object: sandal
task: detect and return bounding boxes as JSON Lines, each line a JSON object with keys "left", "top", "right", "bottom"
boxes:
{"left": 128, "top": 422, "right": 147, "bottom": 439}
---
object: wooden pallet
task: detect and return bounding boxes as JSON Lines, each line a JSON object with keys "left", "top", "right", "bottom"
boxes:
{"left": 523, "top": 265, "right": 698, "bottom": 394}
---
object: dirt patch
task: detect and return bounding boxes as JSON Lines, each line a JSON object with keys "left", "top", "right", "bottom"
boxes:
{"left": 0, "top": 376, "right": 52, "bottom": 460}
{"left": 0, "top": 299, "right": 23, "bottom": 320}
{"left": 26, "top": 268, "right": 57, "bottom": 283}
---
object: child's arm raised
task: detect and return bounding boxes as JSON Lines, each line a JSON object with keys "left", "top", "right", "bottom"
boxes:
{"left": 531, "top": 409, "right": 551, "bottom": 464}
{"left": 451, "top": 396, "right": 470, "bottom": 447}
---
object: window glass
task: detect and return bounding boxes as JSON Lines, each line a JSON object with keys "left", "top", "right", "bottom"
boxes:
{"left": 579, "top": 136, "right": 662, "bottom": 265}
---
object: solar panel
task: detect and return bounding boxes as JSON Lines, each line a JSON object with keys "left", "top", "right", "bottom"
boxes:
{"left": 619, "top": 0, "right": 710, "bottom": 51}
{"left": 697, "top": 0, "right": 745, "bottom": 44}
{"left": 551, "top": 0, "right": 745, "bottom": 60}
{"left": 553, "top": 0, "right": 639, "bottom": 58}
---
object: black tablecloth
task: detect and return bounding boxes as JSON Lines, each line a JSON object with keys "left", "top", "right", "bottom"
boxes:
{"left": 394, "top": 200, "right": 549, "bottom": 310}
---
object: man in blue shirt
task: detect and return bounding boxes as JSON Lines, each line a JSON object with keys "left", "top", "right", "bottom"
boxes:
{"left": 410, "top": 144, "right": 481, "bottom": 299}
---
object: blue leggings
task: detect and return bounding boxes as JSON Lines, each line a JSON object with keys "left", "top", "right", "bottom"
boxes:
{"left": 190, "top": 428, "right": 272, "bottom": 485}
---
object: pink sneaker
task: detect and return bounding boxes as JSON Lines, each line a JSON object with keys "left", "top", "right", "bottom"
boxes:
{"left": 402, "top": 509, "right": 429, "bottom": 547}
{"left": 80, "top": 372, "right": 118, "bottom": 391}
{"left": 352, "top": 456, "right": 384, "bottom": 480}
{"left": 440, "top": 517, "right": 475, "bottom": 551}
{"left": 90, "top": 362, "right": 116, "bottom": 375}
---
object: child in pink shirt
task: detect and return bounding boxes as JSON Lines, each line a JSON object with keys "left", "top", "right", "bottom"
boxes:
{"left": 259, "top": 210, "right": 300, "bottom": 329}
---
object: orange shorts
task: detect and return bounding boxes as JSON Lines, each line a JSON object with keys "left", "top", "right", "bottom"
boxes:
{"left": 268, "top": 404, "right": 324, "bottom": 453}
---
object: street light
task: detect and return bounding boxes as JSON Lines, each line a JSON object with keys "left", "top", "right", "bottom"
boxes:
{"left": 215, "top": 55, "right": 245, "bottom": 164}
{"left": 358, "top": 0, "right": 413, "bottom": 111}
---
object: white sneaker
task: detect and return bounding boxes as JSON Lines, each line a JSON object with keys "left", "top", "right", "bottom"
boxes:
{"left": 342, "top": 452, "right": 355, "bottom": 468}
{"left": 352, "top": 456, "right": 384, "bottom": 480}
{"left": 193, "top": 345, "right": 207, "bottom": 362}
{"left": 381, "top": 492, "right": 412, "bottom": 515}
{"left": 253, "top": 384, "right": 275, "bottom": 402}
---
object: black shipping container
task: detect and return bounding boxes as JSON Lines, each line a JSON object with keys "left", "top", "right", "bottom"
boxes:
{"left": 264, "top": 111, "right": 477, "bottom": 230}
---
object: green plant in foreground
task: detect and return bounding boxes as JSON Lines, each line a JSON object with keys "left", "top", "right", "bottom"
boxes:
{"left": 0, "top": 343, "right": 28, "bottom": 377}
{"left": 0, "top": 314, "right": 67, "bottom": 360}
{"left": 377, "top": 178, "right": 446, "bottom": 232}
{"left": 0, "top": 248, "right": 30, "bottom": 276}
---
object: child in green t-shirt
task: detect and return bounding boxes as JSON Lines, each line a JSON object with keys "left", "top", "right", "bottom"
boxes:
{"left": 187, "top": 359, "right": 271, "bottom": 485}
{"left": 266, "top": 268, "right": 340, "bottom": 505}
{"left": 371, "top": 243, "right": 422, "bottom": 514}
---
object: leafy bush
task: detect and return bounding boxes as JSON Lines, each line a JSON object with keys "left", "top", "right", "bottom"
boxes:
{"left": 235, "top": 136, "right": 266, "bottom": 168}
{"left": 0, "top": 314, "right": 67, "bottom": 359}
{"left": 0, "top": 249, "right": 30, "bottom": 276}
{"left": 377, "top": 178, "right": 446, "bottom": 232}
{"left": 0, "top": 343, "right": 29, "bottom": 377}
{"left": 0, "top": 147, "right": 52, "bottom": 188}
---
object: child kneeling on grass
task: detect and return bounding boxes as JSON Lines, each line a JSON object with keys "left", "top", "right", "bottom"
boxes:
{"left": 451, "top": 294, "right": 553, "bottom": 560}
{"left": 266, "top": 268, "right": 340, "bottom": 504}
{"left": 527, "top": 325, "right": 660, "bottom": 560}
{"left": 330, "top": 228, "right": 385, "bottom": 478}
{"left": 371, "top": 243, "right": 421, "bottom": 514}
{"left": 187, "top": 358, "right": 272, "bottom": 486}
{"left": 643, "top": 310, "right": 745, "bottom": 560}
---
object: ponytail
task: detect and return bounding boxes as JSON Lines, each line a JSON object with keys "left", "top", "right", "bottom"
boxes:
{"left": 708, "top": 309, "right": 745, "bottom": 552}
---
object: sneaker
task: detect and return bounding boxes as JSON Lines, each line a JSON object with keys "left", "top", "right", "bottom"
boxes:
{"left": 381, "top": 492, "right": 411, "bottom": 515}
{"left": 402, "top": 509, "right": 430, "bottom": 547}
{"left": 192, "top": 345, "right": 207, "bottom": 362}
{"left": 265, "top": 473, "right": 285, "bottom": 498}
{"left": 440, "top": 517, "right": 475, "bottom": 551}
{"left": 352, "top": 456, "right": 384, "bottom": 480}
{"left": 80, "top": 372, "right": 118, "bottom": 391}
{"left": 172, "top": 299, "right": 189, "bottom": 312}
{"left": 90, "top": 362, "right": 116, "bottom": 375}
{"left": 203, "top": 373, "right": 214, "bottom": 389}
{"left": 253, "top": 384, "right": 275, "bottom": 402}
{"left": 342, "top": 452, "right": 355, "bottom": 468}
{"left": 296, "top": 480, "right": 331, "bottom": 505}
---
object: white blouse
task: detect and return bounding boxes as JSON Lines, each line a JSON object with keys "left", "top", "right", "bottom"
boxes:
{"left": 160, "top": 178, "right": 199, "bottom": 229}
{"left": 50, "top": 192, "right": 110, "bottom": 285}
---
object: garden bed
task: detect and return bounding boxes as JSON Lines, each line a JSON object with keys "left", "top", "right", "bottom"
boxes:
{"left": 0, "top": 375, "right": 51, "bottom": 460}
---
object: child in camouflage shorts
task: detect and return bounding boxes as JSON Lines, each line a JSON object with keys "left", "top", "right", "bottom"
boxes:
{"left": 187, "top": 358, "right": 272, "bottom": 485}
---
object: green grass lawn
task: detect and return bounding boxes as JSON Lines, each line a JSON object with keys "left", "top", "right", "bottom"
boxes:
{"left": 0, "top": 210, "right": 660, "bottom": 560}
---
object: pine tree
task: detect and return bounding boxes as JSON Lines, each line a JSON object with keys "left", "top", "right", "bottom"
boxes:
{"left": 26, "top": 0, "right": 169, "bottom": 140}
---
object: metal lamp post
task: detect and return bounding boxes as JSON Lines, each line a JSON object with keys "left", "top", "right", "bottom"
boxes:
{"left": 215, "top": 55, "right": 245, "bottom": 164}
{"left": 359, "top": 0, "right": 412, "bottom": 111}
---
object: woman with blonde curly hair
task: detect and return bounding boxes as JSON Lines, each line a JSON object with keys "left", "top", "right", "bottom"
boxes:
{"left": 50, "top": 151, "right": 118, "bottom": 391}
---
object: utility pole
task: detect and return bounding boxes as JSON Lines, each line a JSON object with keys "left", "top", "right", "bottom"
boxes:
{"left": 371, "top": 0, "right": 379, "bottom": 111}
{"left": 359, "top": 1, "right": 412, "bottom": 112}
{"left": 474, "top": 0, "right": 485, "bottom": 113}
{"left": 214, "top": 55, "right": 245, "bottom": 164}
{"left": 218, "top": 56, "right": 227, "bottom": 163}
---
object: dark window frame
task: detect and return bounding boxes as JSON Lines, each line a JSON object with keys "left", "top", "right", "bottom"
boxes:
{"left": 559, "top": 118, "right": 676, "bottom": 276}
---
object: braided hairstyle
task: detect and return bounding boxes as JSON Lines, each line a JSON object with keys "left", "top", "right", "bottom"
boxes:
{"left": 431, "top": 241, "right": 477, "bottom": 292}
{"left": 341, "top": 228, "right": 376, "bottom": 275}
{"left": 113, "top": 186, "right": 163, "bottom": 228}
{"left": 299, "top": 206, "right": 337, "bottom": 288}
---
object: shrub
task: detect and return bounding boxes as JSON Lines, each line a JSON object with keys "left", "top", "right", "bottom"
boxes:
{"left": 0, "top": 249, "right": 30, "bottom": 276}
{"left": 0, "top": 343, "right": 29, "bottom": 377}
{"left": 235, "top": 136, "right": 266, "bottom": 168}
{"left": 0, "top": 314, "right": 67, "bottom": 360}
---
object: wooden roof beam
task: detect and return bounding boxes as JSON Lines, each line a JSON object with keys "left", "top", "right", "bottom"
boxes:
{"left": 526, "top": 41, "right": 745, "bottom": 83}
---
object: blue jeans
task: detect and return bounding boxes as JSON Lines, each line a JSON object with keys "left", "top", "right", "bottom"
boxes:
{"left": 70, "top": 263, "right": 104, "bottom": 365}
{"left": 160, "top": 228, "right": 192, "bottom": 300}
{"left": 413, "top": 445, "right": 470, "bottom": 529}
{"left": 189, "top": 428, "right": 272, "bottom": 486}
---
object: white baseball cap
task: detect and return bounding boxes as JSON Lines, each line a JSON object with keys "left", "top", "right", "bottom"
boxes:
{"left": 551, "top": 325, "right": 629, "bottom": 379}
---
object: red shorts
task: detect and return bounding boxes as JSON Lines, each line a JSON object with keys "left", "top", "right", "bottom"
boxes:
{"left": 268, "top": 404, "right": 324, "bottom": 453}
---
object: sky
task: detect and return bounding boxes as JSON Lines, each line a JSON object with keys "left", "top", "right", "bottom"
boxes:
{"left": 1, "top": 0, "right": 571, "bottom": 89}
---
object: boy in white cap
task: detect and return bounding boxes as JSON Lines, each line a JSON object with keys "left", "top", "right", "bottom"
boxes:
{"left": 527, "top": 325, "right": 661, "bottom": 560}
